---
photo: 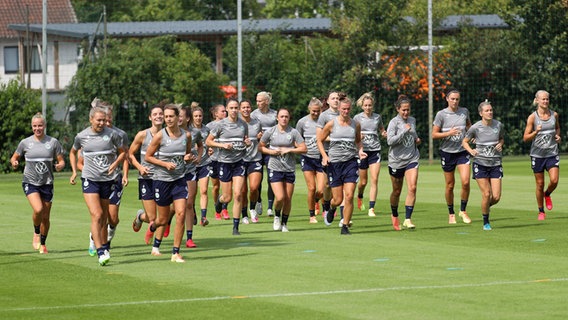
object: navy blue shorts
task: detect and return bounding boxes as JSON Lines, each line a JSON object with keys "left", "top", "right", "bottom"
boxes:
{"left": 440, "top": 150, "right": 470, "bottom": 172}
{"left": 473, "top": 163, "right": 503, "bottom": 179}
{"left": 81, "top": 178, "right": 114, "bottom": 199}
{"left": 359, "top": 150, "right": 381, "bottom": 170}
{"left": 185, "top": 170, "right": 197, "bottom": 182}
{"left": 219, "top": 161, "right": 246, "bottom": 183}
{"left": 268, "top": 169, "right": 296, "bottom": 184}
{"left": 531, "top": 156, "right": 559, "bottom": 173}
{"left": 300, "top": 155, "right": 323, "bottom": 172}
{"left": 22, "top": 183, "right": 53, "bottom": 202}
{"left": 209, "top": 161, "right": 220, "bottom": 179}
{"left": 327, "top": 158, "right": 359, "bottom": 188}
{"left": 153, "top": 178, "right": 188, "bottom": 207}
{"left": 244, "top": 160, "right": 263, "bottom": 176}
{"left": 138, "top": 178, "right": 154, "bottom": 201}
{"left": 196, "top": 165, "right": 210, "bottom": 180}
{"left": 109, "top": 174, "right": 124, "bottom": 205}
{"left": 388, "top": 162, "right": 419, "bottom": 178}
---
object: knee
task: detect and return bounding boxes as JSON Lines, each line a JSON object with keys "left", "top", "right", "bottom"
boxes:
{"left": 408, "top": 185, "right": 417, "bottom": 195}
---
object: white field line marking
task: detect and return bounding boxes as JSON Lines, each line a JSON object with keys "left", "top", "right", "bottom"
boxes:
{"left": 5, "top": 278, "right": 567, "bottom": 312}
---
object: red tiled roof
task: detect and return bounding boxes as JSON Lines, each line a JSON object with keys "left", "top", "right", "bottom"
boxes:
{"left": 0, "top": 0, "right": 77, "bottom": 39}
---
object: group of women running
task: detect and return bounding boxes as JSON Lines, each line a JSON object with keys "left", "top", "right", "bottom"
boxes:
{"left": 11, "top": 89, "right": 561, "bottom": 265}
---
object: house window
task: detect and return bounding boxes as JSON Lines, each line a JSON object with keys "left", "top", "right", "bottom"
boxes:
{"left": 3, "top": 46, "right": 43, "bottom": 74}
{"left": 4, "top": 47, "right": 19, "bottom": 73}
{"left": 24, "top": 46, "right": 43, "bottom": 73}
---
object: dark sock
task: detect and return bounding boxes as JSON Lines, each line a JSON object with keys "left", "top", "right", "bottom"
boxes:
{"left": 201, "top": 208, "right": 207, "bottom": 218}
{"left": 40, "top": 234, "right": 47, "bottom": 245}
{"left": 369, "top": 201, "right": 375, "bottom": 209}
{"left": 538, "top": 207, "right": 544, "bottom": 213}
{"left": 102, "top": 242, "right": 110, "bottom": 251}
{"left": 391, "top": 205, "right": 399, "bottom": 217}
{"left": 405, "top": 206, "right": 413, "bottom": 219}
{"left": 153, "top": 238, "right": 162, "bottom": 248}
{"left": 545, "top": 191, "right": 551, "bottom": 197}
{"left": 309, "top": 209, "right": 315, "bottom": 217}
{"left": 482, "top": 214, "right": 490, "bottom": 224}
{"left": 242, "top": 207, "right": 248, "bottom": 218}
{"left": 250, "top": 201, "right": 256, "bottom": 209}
{"left": 268, "top": 199, "right": 274, "bottom": 210}
{"left": 460, "top": 200, "right": 468, "bottom": 212}
{"left": 358, "top": 193, "right": 363, "bottom": 199}
{"left": 222, "top": 203, "right": 228, "bottom": 210}
{"left": 323, "top": 200, "right": 331, "bottom": 212}
{"left": 448, "top": 204, "right": 455, "bottom": 215}
{"left": 96, "top": 247, "right": 105, "bottom": 257}
{"left": 282, "top": 214, "right": 289, "bottom": 224}
{"left": 150, "top": 223, "right": 157, "bottom": 232}
{"left": 172, "top": 247, "right": 180, "bottom": 255}
{"left": 275, "top": 209, "right": 281, "bottom": 217}
{"left": 108, "top": 224, "right": 116, "bottom": 230}
{"left": 233, "top": 218, "right": 240, "bottom": 230}
{"left": 186, "top": 230, "right": 193, "bottom": 240}
{"left": 34, "top": 225, "right": 40, "bottom": 234}
{"left": 215, "top": 198, "right": 222, "bottom": 213}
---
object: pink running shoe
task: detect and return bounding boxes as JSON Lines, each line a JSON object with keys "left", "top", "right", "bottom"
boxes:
{"left": 221, "top": 209, "right": 230, "bottom": 220}
{"left": 39, "top": 245, "right": 48, "bottom": 254}
{"left": 185, "top": 239, "right": 197, "bottom": 248}
{"left": 545, "top": 195, "right": 553, "bottom": 211}
{"left": 145, "top": 223, "right": 155, "bottom": 245}
{"left": 538, "top": 212, "right": 546, "bottom": 221}
{"left": 391, "top": 216, "right": 401, "bottom": 231}
{"left": 215, "top": 213, "right": 222, "bottom": 220}
{"left": 163, "top": 224, "right": 171, "bottom": 238}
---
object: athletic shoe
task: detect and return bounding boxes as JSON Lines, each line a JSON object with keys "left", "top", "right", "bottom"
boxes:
{"left": 163, "top": 224, "right": 170, "bottom": 238}
{"left": 403, "top": 219, "right": 415, "bottom": 229}
{"left": 483, "top": 223, "right": 492, "bottom": 231}
{"left": 185, "top": 239, "right": 197, "bottom": 248}
{"left": 151, "top": 247, "right": 162, "bottom": 256}
{"left": 309, "top": 216, "right": 318, "bottom": 224}
{"left": 171, "top": 253, "right": 185, "bottom": 263}
{"left": 145, "top": 223, "right": 154, "bottom": 245}
{"left": 339, "top": 219, "right": 353, "bottom": 228}
{"left": 193, "top": 213, "right": 198, "bottom": 226}
{"left": 391, "top": 216, "right": 401, "bottom": 231}
{"left": 132, "top": 209, "right": 144, "bottom": 232}
{"left": 107, "top": 224, "right": 115, "bottom": 242}
{"left": 255, "top": 201, "right": 263, "bottom": 215}
{"left": 538, "top": 212, "right": 546, "bottom": 221}
{"left": 545, "top": 195, "right": 553, "bottom": 210}
{"left": 273, "top": 216, "right": 282, "bottom": 231}
{"left": 448, "top": 214, "right": 457, "bottom": 224}
{"left": 215, "top": 213, "right": 222, "bottom": 220}
{"left": 357, "top": 198, "right": 363, "bottom": 210}
{"left": 221, "top": 209, "right": 230, "bottom": 220}
{"left": 341, "top": 225, "right": 351, "bottom": 235}
{"left": 368, "top": 208, "right": 376, "bottom": 217}
{"left": 315, "top": 202, "right": 320, "bottom": 216}
{"left": 459, "top": 211, "right": 472, "bottom": 224}
{"left": 324, "top": 209, "right": 335, "bottom": 226}
{"left": 281, "top": 224, "right": 289, "bottom": 233}
{"left": 242, "top": 217, "right": 250, "bottom": 225}
{"left": 33, "top": 233, "right": 40, "bottom": 250}
{"left": 232, "top": 228, "right": 241, "bottom": 236}
{"left": 98, "top": 250, "right": 110, "bottom": 266}
{"left": 267, "top": 209, "right": 274, "bottom": 217}
{"left": 39, "top": 245, "right": 48, "bottom": 254}
{"left": 88, "top": 233, "right": 96, "bottom": 256}
{"left": 250, "top": 209, "right": 259, "bottom": 223}
{"left": 200, "top": 217, "right": 209, "bottom": 226}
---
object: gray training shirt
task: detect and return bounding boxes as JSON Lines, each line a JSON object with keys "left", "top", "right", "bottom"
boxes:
{"left": 209, "top": 117, "right": 249, "bottom": 163}
{"left": 138, "top": 129, "right": 156, "bottom": 180}
{"left": 73, "top": 126, "right": 123, "bottom": 181}
{"left": 15, "top": 135, "right": 64, "bottom": 185}
{"left": 433, "top": 107, "right": 470, "bottom": 153}
{"left": 353, "top": 112, "right": 384, "bottom": 152}
{"left": 327, "top": 117, "right": 358, "bottom": 163}
{"left": 386, "top": 115, "right": 420, "bottom": 169}
{"left": 242, "top": 117, "right": 263, "bottom": 162}
{"left": 251, "top": 108, "right": 277, "bottom": 133}
{"left": 295, "top": 115, "right": 320, "bottom": 159}
{"left": 261, "top": 126, "right": 304, "bottom": 172}
{"left": 464, "top": 119, "right": 504, "bottom": 167}
{"left": 316, "top": 108, "right": 339, "bottom": 151}
{"left": 530, "top": 110, "right": 559, "bottom": 158}
{"left": 151, "top": 128, "right": 189, "bottom": 182}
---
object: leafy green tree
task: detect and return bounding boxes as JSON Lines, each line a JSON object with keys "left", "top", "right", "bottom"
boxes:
{"left": 0, "top": 80, "right": 43, "bottom": 173}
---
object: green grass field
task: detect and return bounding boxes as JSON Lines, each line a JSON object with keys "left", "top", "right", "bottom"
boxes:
{"left": 1, "top": 156, "right": 567, "bottom": 319}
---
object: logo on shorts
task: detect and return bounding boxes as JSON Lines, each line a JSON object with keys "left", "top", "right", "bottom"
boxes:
{"left": 83, "top": 179, "right": 90, "bottom": 190}
{"left": 141, "top": 185, "right": 147, "bottom": 195}
{"left": 24, "top": 184, "right": 29, "bottom": 193}
{"left": 154, "top": 188, "right": 160, "bottom": 199}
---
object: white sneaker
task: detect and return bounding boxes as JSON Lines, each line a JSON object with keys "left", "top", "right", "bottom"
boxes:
{"left": 107, "top": 224, "right": 116, "bottom": 242}
{"left": 151, "top": 247, "right": 161, "bottom": 256}
{"left": 250, "top": 209, "right": 259, "bottom": 223}
{"left": 339, "top": 219, "right": 353, "bottom": 227}
{"left": 98, "top": 250, "right": 110, "bottom": 266}
{"left": 88, "top": 233, "right": 96, "bottom": 257}
{"left": 267, "top": 209, "right": 274, "bottom": 217}
{"left": 368, "top": 208, "right": 376, "bottom": 217}
{"left": 255, "top": 201, "right": 263, "bottom": 215}
{"left": 273, "top": 216, "right": 281, "bottom": 230}
{"left": 281, "top": 224, "right": 289, "bottom": 232}
{"left": 242, "top": 217, "right": 250, "bottom": 225}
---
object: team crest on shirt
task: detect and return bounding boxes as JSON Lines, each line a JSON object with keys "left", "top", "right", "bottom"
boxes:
{"left": 286, "top": 134, "right": 292, "bottom": 141}
{"left": 103, "top": 135, "right": 110, "bottom": 142}
{"left": 45, "top": 143, "right": 52, "bottom": 150}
